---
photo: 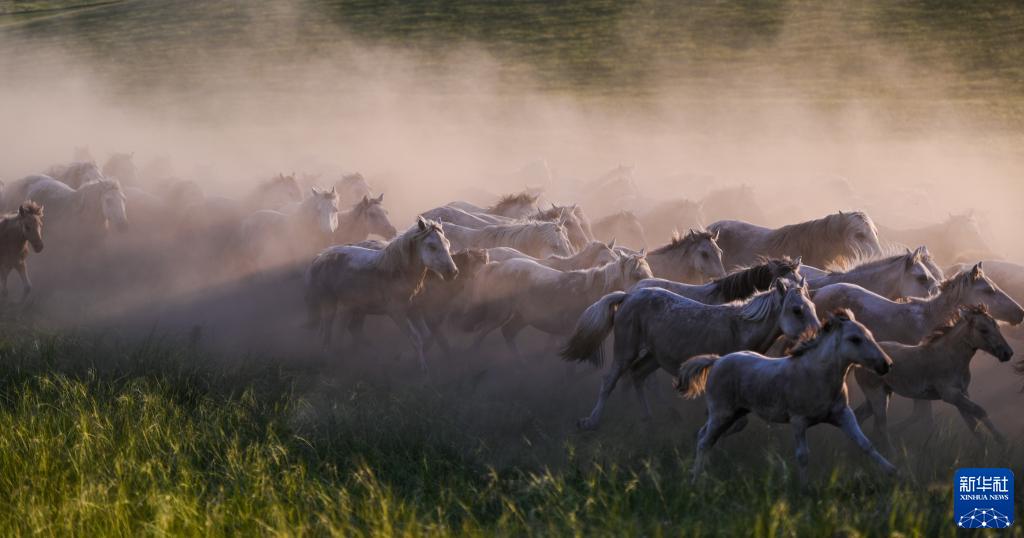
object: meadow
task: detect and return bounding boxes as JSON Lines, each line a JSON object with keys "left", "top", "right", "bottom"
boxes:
{"left": 1, "top": 1, "right": 1024, "bottom": 536}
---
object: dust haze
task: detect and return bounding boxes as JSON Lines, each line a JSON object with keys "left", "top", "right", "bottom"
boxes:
{"left": 0, "top": 2, "right": 1022, "bottom": 437}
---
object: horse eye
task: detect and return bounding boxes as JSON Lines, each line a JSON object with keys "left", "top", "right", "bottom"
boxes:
{"left": 848, "top": 336, "right": 863, "bottom": 345}
{"left": 791, "top": 307, "right": 803, "bottom": 317}
{"left": 978, "top": 327, "right": 990, "bottom": 335}
{"left": 985, "top": 288, "right": 996, "bottom": 295}
{"left": 916, "top": 275, "right": 928, "bottom": 283}
{"left": 854, "top": 232, "right": 866, "bottom": 239}
{"left": 701, "top": 252, "right": 709, "bottom": 259}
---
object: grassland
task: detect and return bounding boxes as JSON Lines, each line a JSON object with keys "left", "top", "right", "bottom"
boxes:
{"left": 0, "top": 326, "right": 1018, "bottom": 536}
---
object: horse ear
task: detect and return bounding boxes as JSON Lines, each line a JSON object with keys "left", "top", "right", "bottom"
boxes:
{"left": 417, "top": 216, "right": 427, "bottom": 230}
{"left": 18, "top": 205, "right": 26, "bottom": 217}
{"left": 311, "top": 187, "right": 319, "bottom": 196}
{"left": 711, "top": 229, "right": 720, "bottom": 242}
{"left": 361, "top": 195, "right": 370, "bottom": 204}
{"left": 330, "top": 185, "right": 337, "bottom": 194}
{"left": 793, "top": 256, "right": 802, "bottom": 266}
{"left": 375, "top": 193, "right": 384, "bottom": 203}
{"left": 638, "top": 248, "right": 647, "bottom": 258}
{"left": 971, "top": 262, "right": 984, "bottom": 278}
{"left": 607, "top": 237, "right": 616, "bottom": 249}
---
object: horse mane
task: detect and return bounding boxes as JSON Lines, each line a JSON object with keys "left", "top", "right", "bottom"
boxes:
{"left": 767, "top": 212, "right": 876, "bottom": 266}
{"left": 738, "top": 284, "right": 786, "bottom": 321}
{"left": 651, "top": 229, "right": 714, "bottom": 255}
{"left": 488, "top": 191, "right": 538, "bottom": 213}
{"left": 80, "top": 178, "right": 122, "bottom": 194}
{"left": 595, "top": 210, "right": 637, "bottom": 227}
{"left": 788, "top": 309, "right": 854, "bottom": 357}
{"left": 531, "top": 204, "right": 572, "bottom": 222}
{"left": 479, "top": 221, "right": 563, "bottom": 244}
{"left": 16, "top": 201, "right": 43, "bottom": 217}
{"left": 937, "top": 268, "right": 978, "bottom": 298}
{"left": 260, "top": 174, "right": 299, "bottom": 193}
{"left": 922, "top": 304, "right": 991, "bottom": 344}
{"left": 825, "top": 248, "right": 920, "bottom": 276}
{"left": 376, "top": 218, "right": 444, "bottom": 274}
{"left": 714, "top": 257, "right": 798, "bottom": 302}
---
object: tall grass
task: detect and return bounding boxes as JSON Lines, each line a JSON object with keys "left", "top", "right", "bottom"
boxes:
{"left": 0, "top": 329, "right": 1017, "bottom": 535}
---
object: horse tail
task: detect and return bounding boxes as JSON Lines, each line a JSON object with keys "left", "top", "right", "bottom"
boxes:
{"left": 673, "top": 354, "right": 719, "bottom": 399}
{"left": 560, "top": 291, "right": 628, "bottom": 365}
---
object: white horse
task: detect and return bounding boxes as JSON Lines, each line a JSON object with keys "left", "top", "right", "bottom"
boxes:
{"left": 241, "top": 187, "right": 339, "bottom": 269}
{"left": 22, "top": 176, "right": 128, "bottom": 239}
{"left": 807, "top": 247, "right": 940, "bottom": 300}
{"left": 442, "top": 220, "right": 574, "bottom": 258}
{"left": 304, "top": 217, "right": 458, "bottom": 370}
{"left": 678, "top": 310, "right": 896, "bottom": 483}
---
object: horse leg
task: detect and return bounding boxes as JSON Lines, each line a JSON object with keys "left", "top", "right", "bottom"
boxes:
{"left": 632, "top": 376, "right": 654, "bottom": 422}
{"left": 833, "top": 407, "right": 897, "bottom": 476}
{"left": 577, "top": 360, "right": 627, "bottom": 431}
{"left": 894, "top": 400, "right": 935, "bottom": 431}
{"left": 791, "top": 417, "right": 811, "bottom": 485}
{"left": 14, "top": 263, "right": 30, "bottom": 301}
{"left": 388, "top": 310, "right": 428, "bottom": 372}
{"left": 499, "top": 315, "right": 527, "bottom": 363}
{"left": 942, "top": 390, "right": 1006, "bottom": 445}
{"left": 692, "top": 409, "right": 743, "bottom": 483}
{"left": 0, "top": 268, "right": 8, "bottom": 302}
{"left": 859, "top": 385, "right": 892, "bottom": 451}
{"left": 320, "top": 304, "right": 338, "bottom": 352}
{"left": 347, "top": 313, "right": 366, "bottom": 354}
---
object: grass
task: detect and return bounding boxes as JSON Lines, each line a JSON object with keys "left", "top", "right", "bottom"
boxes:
{"left": 0, "top": 328, "right": 1018, "bottom": 536}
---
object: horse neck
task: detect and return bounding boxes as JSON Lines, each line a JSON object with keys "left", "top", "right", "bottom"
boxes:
{"left": 819, "top": 260, "right": 898, "bottom": 296}
{"left": 768, "top": 220, "right": 844, "bottom": 266}
{"left": 733, "top": 297, "right": 784, "bottom": 352}
{"left": 798, "top": 340, "right": 853, "bottom": 392}
{"left": 337, "top": 207, "right": 369, "bottom": 238}
{"left": 0, "top": 217, "right": 24, "bottom": 246}
{"left": 922, "top": 323, "right": 977, "bottom": 368}
{"left": 647, "top": 248, "right": 694, "bottom": 280}
{"left": 919, "top": 283, "right": 966, "bottom": 330}
{"left": 376, "top": 234, "right": 426, "bottom": 280}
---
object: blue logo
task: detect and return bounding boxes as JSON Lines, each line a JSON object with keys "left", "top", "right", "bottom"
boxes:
{"left": 954, "top": 468, "right": 1014, "bottom": 529}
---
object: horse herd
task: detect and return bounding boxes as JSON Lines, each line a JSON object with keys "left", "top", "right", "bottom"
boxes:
{"left": 2, "top": 153, "right": 1023, "bottom": 483}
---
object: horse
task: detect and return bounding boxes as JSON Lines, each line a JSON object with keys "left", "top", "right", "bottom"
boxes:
{"left": 561, "top": 278, "right": 819, "bottom": 430}
{"left": 335, "top": 172, "right": 374, "bottom": 206}
{"left": 304, "top": 216, "right": 458, "bottom": 370}
{"left": 240, "top": 187, "right": 340, "bottom": 269}
{"left": 42, "top": 161, "right": 104, "bottom": 189}
{"left": 464, "top": 252, "right": 652, "bottom": 358}
{"left": 591, "top": 210, "right": 647, "bottom": 249}
{"left": 879, "top": 212, "right": 994, "bottom": 265}
{"left": 410, "top": 249, "right": 491, "bottom": 355}
{"left": 709, "top": 211, "right": 883, "bottom": 270}
{"left": 248, "top": 173, "right": 303, "bottom": 210}
{"left": 532, "top": 204, "right": 591, "bottom": 252}
{"left": 812, "top": 263, "right": 1024, "bottom": 343}
{"left": 641, "top": 229, "right": 726, "bottom": 284}
{"left": 853, "top": 305, "right": 1014, "bottom": 449}
{"left": 23, "top": 176, "right": 128, "bottom": 240}
{"left": 334, "top": 194, "right": 398, "bottom": 244}
{"left": 0, "top": 202, "right": 44, "bottom": 301}
{"left": 442, "top": 220, "right": 573, "bottom": 258}
{"left": 577, "top": 165, "right": 641, "bottom": 217}
{"left": 807, "top": 247, "right": 939, "bottom": 300}
{"left": 639, "top": 198, "right": 706, "bottom": 246}
{"left": 102, "top": 152, "right": 138, "bottom": 184}
{"left": 677, "top": 310, "right": 896, "bottom": 483}
{"left": 448, "top": 191, "right": 540, "bottom": 219}
{"left": 632, "top": 257, "right": 801, "bottom": 305}
{"left": 486, "top": 240, "right": 619, "bottom": 270}
{"left": 946, "top": 260, "right": 1024, "bottom": 309}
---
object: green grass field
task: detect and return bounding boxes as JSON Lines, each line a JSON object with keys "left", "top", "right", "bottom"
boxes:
{"left": 0, "top": 328, "right": 1018, "bottom": 536}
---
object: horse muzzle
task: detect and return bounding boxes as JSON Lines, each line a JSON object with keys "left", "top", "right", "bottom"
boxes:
{"left": 996, "top": 346, "right": 1014, "bottom": 362}
{"left": 873, "top": 358, "right": 892, "bottom": 375}
{"left": 31, "top": 242, "right": 44, "bottom": 253}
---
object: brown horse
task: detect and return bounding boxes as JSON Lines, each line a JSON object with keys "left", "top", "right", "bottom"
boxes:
{"left": 0, "top": 202, "right": 44, "bottom": 301}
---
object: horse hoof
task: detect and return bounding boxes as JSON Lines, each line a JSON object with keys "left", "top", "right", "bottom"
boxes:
{"left": 576, "top": 418, "right": 597, "bottom": 431}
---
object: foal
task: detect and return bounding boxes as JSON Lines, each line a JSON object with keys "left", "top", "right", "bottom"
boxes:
{"left": 0, "top": 202, "right": 44, "bottom": 301}
{"left": 854, "top": 305, "right": 1014, "bottom": 448}
{"left": 677, "top": 310, "right": 896, "bottom": 483}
